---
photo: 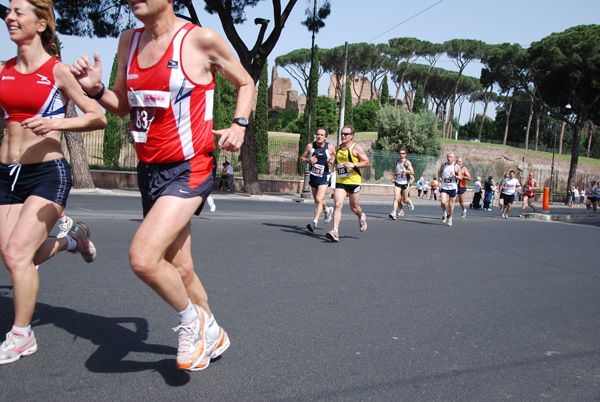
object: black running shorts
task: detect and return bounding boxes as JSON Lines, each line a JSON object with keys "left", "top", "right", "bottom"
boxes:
{"left": 0, "top": 159, "right": 72, "bottom": 206}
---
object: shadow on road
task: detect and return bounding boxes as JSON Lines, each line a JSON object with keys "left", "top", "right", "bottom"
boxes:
{"left": 0, "top": 293, "right": 189, "bottom": 387}
{"left": 261, "top": 222, "right": 359, "bottom": 242}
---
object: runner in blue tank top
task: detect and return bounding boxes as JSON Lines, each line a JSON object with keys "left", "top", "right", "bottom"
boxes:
{"left": 301, "top": 127, "right": 336, "bottom": 233}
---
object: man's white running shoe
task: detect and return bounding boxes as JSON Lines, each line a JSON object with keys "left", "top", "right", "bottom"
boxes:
{"left": 389, "top": 212, "right": 397, "bottom": 220}
{"left": 461, "top": 210, "right": 467, "bottom": 219}
{"left": 326, "top": 230, "right": 339, "bottom": 242}
{"left": 174, "top": 305, "right": 205, "bottom": 371}
{"left": 56, "top": 216, "right": 73, "bottom": 238}
{"left": 408, "top": 203, "right": 414, "bottom": 211}
{"left": 442, "top": 214, "right": 447, "bottom": 223}
{"left": 359, "top": 213, "right": 367, "bottom": 232}
{"left": 0, "top": 330, "right": 37, "bottom": 365}
{"left": 206, "top": 196, "right": 216, "bottom": 212}
{"left": 398, "top": 210, "right": 405, "bottom": 217}
{"left": 447, "top": 218, "right": 453, "bottom": 227}
{"left": 324, "top": 207, "right": 333, "bottom": 223}
{"left": 189, "top": 326, "right": 230, "bottom": 371}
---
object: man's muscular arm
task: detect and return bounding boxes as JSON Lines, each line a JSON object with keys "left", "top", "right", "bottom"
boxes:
{"left": 70, "top": 31, "right": 134, "bottom": 118}
{"left": 194, "top": 28, "right": 254, "bottom": 152}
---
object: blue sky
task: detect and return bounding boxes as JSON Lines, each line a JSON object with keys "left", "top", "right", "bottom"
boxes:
{"left": 1, "top": 0, "right": 599, "bottom": 121}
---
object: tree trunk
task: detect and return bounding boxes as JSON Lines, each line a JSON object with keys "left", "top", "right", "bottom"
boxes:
{"left": 240, "top": 114, "right": 261, "bottom": 195}
{"left": 393, "top": 83, "right": 401, "bottom": 107}
{"left": 524, "top": 99, "right": 533, "bottom": 150}
{"left": 565, "top": 124, "right": 581, "bottom": 205}
{"left": 457, "top": 96, "right": 466, "bottom": 128}
{"left": 446, "top": 100, "right": 455, "bottom": 139}
{"left": 559, "top": 121, "right": 566, "bottom": 154}
{"left": 502, "top": 95, "right": 514, "bottom": 145}
{"left": 534, "top": 110, "right": 541, "bottom": 151}
{"left": 477, "top": 94, "right": 490, "bottom": 142}
{"left": 441, "top": 101, "right": 448, "bottom": 139}
{"left": 64, "top": 103, "right": 94, "bottom": 189}
{"left": 587, "top": 123, "right": 595, "bottom": 158}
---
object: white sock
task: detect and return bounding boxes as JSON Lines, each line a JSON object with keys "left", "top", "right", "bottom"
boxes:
{"left": 177, "top": 300, "right": 198, "bottom": 324}
{"left": 312, "top": 220, "right": 318, "bottom": 227}
{"left": 12, "top": 325, "right": 31, "bottom": 337}
{"left": 206, "top": 315, "right": 220, "bottom": 340}
{"left": 66, "top": 234, "right": 77, "bottom": 251}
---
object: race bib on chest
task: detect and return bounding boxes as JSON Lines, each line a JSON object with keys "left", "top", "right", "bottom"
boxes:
{"left": 310, "top": 163, "right": 325, "bottom": 177}
{"left": 128, "top": 90, "right": 171, "bottom": 143}
{"left": 337, "top": 163, "right": 351, "bottom": 177}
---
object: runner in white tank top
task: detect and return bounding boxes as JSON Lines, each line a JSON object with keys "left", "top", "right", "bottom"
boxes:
{"left": 437, "top": 151, "right": 462, "bottom": 226}
{"left": 389, "top": 148, "right": 415, "bottom": 220}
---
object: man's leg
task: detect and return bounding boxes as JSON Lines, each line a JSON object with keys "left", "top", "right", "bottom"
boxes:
{"left": 391, "top": 186, "right": 401, "bottom": 217}
{"left": 158, "top": 205, "right": 230, "bottom": 370}
{"left": 129, "top": 195, "right": 204, "bottom": 313}
{"left": 348, "top": 192, "right": 363, "bottom": 219}
{"left": 502, "top": 197, "right": 509, "bottom": 216}
{"left": 326, "top": 188, "right": 347, "bottom": 242}
{"left": 505, "top": 201, "right": 513, "bottom": 216}
{"left": 313, "top": 185, "right": 328, "bottom": 222}
{"left": 165, "top": 223, "right": 211, "bottom": 316}
{"left": 349, "top": 191, "right": 367, "bottom": 232}
{"left": 331, "top": 188, "right": 346, "bottom": 232}
{"left": 521, "top": 196, "right": 528, "bottom": 214}
{"left": 447, "top": 196, "right": 456, "bottom": 219}
{"left": 458, "top": 193, "right": 466, "bottom": 212}
{"left": 440, "top": 191, "right": 448, "bottom": 217}
{"left": 403, "top": 188, "right": 414, "bottom": 210}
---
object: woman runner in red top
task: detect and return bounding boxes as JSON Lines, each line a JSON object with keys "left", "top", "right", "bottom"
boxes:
{"left": 0, "top": 0, "right": 106, "bottom": 366}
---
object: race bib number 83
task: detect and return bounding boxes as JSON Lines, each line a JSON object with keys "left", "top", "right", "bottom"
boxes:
{"left": 128, "top": 90, "right": 171, "bottom": 143}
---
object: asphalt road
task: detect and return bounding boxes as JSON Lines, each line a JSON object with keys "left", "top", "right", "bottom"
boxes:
{"left": 1, "top": 193, "right": 599, "bottom": 401}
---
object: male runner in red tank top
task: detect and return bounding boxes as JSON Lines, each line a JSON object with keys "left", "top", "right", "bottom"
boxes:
{"left": 71, "top": 0, "right": 254, "bottom": 371}
{"left": 520, "top": 172, "right": 539, "bottom": 217}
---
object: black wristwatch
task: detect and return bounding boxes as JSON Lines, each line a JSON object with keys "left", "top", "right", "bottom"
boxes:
{"left": 233, "top": 117, "right": 249, "bottom": 127}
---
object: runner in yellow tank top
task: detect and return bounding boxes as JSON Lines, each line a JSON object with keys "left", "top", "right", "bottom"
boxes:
{"left": 326, "top": 125, "right": 370, "bottom": 242}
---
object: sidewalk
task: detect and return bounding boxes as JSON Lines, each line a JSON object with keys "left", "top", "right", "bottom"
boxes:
{"left": 208, "top": 190, "right": 600, "bottom": 223}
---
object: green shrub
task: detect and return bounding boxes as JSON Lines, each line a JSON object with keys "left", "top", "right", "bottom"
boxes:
{"left": 375, "top": 106, "right": 441, "bottom": 156}
{"left": 353, "top": 99, "right": 381, "bottom": 132}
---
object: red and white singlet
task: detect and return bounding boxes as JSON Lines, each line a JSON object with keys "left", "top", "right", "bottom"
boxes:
{"left": 126, "top": 23, "right": 215, "bottom": 167}
{"left": 524, "top": 178, "right": 536, "bottom": 196}
{"left": 0, "top": 57, "right": 67, "bottom": 123}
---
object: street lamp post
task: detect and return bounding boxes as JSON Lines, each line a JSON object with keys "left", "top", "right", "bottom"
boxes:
{"left": 549, "top": 118, "right": 559, "bottom": 203}
{"left": 300, "top": 0, "right": 318, "bottom": 199}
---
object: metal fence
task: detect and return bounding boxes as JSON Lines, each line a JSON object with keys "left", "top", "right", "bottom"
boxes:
{"left": 77, "top": 130, "right": 138, "bottom": 170}
{"left": 77, "top": 131, "right": 306, "bottom": 178}
{"left": 70, "top": 131, "right": 595, "bottom": 189}
{"left": 75, "top": 132, "right": 463, "bottom": 184}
